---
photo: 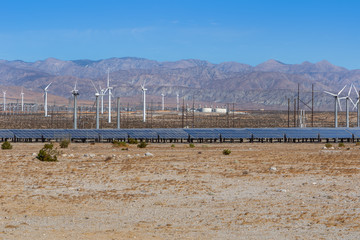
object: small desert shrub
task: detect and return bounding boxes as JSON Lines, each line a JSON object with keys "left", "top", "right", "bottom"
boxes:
{"left": 356, "top": 142, "right": 360, "bottom": 146}
{"left": 128, "top": 138, "right": 138, "bottom": 144}
{"left": 43, "top": 143, "right": 53, "bottom": 150}
{"left": 1, "top": 141, "right": 12, "bottom": 150}
{"left": 36, "top": 143, "right": 59, "bottom": 162}
{"left": 60, "top": 139, "right": 70, "bottom": 148}
{"left": 325, "top": 143, "right": 332, "bottom": 148}
{"left": 90, "top": 142, "right": 95, "bottom": 145}
{"left": 338, "top": 142, "right": 345, "bottom": 148}
{"left": 113, "top": 140, "right": 128, "bottom": 147}
{"left": 137, "top": 141, "right": 148, "bottom": 148}
{"left": 223, "top": 149, "right": 231, "bottom": 155}
{"left": 189, "top": 143, "right": 195, "bottom": 148}
{"left": 171, "top": 144, "right": 175, "bottom": 148}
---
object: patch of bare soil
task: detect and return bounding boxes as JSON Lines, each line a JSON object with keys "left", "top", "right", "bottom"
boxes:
{"left": 1, "top": 142, "right": 360, "bottom": 239}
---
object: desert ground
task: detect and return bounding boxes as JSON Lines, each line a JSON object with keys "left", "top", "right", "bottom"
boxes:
{"left": 1, "top": 142, "right": 360, "bottom": 239}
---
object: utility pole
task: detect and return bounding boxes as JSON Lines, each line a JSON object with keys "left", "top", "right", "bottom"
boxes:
{"left": 297, "top": 83, "right": 300, "bottom": 127}
{"left": 294, "top": 99, "right": 296, "bottom": 127}
{"left": 312, "top": 84, "right": 314, "bottom": 127}
{"left": 117, "top": 97, "right": 120, "bottom": 129}
{"left": 288, "top": 98, "right": 290, "bottom": 128}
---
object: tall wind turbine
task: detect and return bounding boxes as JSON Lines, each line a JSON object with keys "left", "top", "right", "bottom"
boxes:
{"left": 72, "top": 81, "right": 79, "bottom": 129}
{"left": 352, "top": 84, "right": 360, "bottom": 127}
{"left": 44, "top": 82, "right": 52, "bottom": 117}
{"left": 340, "top": 84, "right": 355, "bottom": 128}
{"left": 161, "top": 93, "right": 165, "bottom": 111}
{"left": 176, "top": 92, "right": 179, "bottom": 111}
{"left": 106, "top": 68, "right": 113, "bottom": 123}
{"left": 20, "top": 88, "right": 24, "bottom": 112}
{"left": 141, "top": 81, "right": 147, "bottom": 122}
{"left": 99, "top": 85, "right": 106, "bottom": 114}
{"left": 324, "top": 85, "right": 346, "bottom": 128}
{"left": 2, "top": 90, "right": 6, "bottom": 112}
{"left": 91, "top": 80, "right": 100, "bottom": 129}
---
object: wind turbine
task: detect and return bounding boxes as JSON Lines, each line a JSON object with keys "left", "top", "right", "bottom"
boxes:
{"left": 91, "top": 80, "right": 100, "bottom": 129}
{"left": 20, "top": 88, "right": 24, "bottom": 112}
{"left": 352, "top": 84, "right": 360, "bottom": 127}
{"left": 176, "top": 92, "right": 179, "bottom": 111}
{"left": 340, "top": 84, "right": 355, "bottom": 128}
{"left": 2, "top": 90, "right": 6, "bottom": 112}
{"left": 324, "top": 85, "right": 346, "bottom": 128}
{"left": 99, "top": 85, "right": 106, "bottom": 114}
{"left": 161, "top": 93, "right": 165, "bottom": 111}
{"left": 141, "top": 81, "right": 147, "bottom": 122}
{"left": 106, "top": 68, "right": 113, "bottom": 123}
{"left": 44, "top": 82, "right": 52, "bottom": 117}
{"left": 72, "top": 81, "right": 79, "bottom": 129}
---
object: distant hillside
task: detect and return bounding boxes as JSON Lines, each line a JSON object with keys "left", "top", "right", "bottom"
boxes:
{"left": 0, "top": 57, "right": 359, "bottom": 110}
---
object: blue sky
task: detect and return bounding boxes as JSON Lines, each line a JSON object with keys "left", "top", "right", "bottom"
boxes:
{"left": 0, "top": 0, "right": 359, "bottom": 69}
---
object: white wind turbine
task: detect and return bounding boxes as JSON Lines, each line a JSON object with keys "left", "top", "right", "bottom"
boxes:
{"left": 324, "top": 85, "right": 346, "bottom": 128}
{"left": 2, "top": 90, "right": 6, "bottom": 112}
{"left": 72, "top": 81, "right": 79, "bottom": 129}
{"left": 99, "top": 85, "right": 106, "bottom": 114}
{"left": 339, "top": 84, "right": 355, "bottom": 128}
{"left": 20, "top": 88, "right": 24, "bottom": 112}
{"left": 161, "top": 93, "right": 165, "bottom": 111}
{"left": 176, "top": 92, "right": 179, "bottom": 111}
{"left": 44, "top": 82, "right": 52, "bottom": 117}
{"left": 106, "top": 68, "right": 113, "bottom": 123}
{"left": 91, "top": 80, "right": 100, "bottom": 129}
{"left": 352, "top": 83, "right": 360, "bottom": 127}
{"left": 141, "top": 81, "right": 147, "bottom": 122}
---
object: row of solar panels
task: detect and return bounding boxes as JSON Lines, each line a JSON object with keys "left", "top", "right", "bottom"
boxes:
{"left": 0, "top": 128, "right": 360, "bottom": 140}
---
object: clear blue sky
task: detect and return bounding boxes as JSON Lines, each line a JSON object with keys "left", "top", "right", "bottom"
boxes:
{"left": 0, "top": 0, "right": 359, "bottom": 69}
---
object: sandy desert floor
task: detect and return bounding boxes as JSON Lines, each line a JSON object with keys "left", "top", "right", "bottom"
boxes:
{"left": 1, "top": 142, "right": 360, "bottom": 239}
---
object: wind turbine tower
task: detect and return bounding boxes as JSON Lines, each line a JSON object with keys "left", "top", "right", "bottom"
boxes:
{"left": 176, "top": 92, "right": 179, "bottom": 111}
{"left": 324, "top": 85, "right": 346, "bottom": 128}
{"left": 141, "top": 81, "right": 147, "bottom": 122}
{"left": 21, "top": 88, "right": 24, "bottom": 112}
{"left": 340, "top": 84, "right": 355, "bottom": 128}
{"left": 91, "top": 80, "right": 100, "bottom": 129}
{"left": 44, "top": 82, "right": 52, "bottom": 117}
{"left": 161, "top": 93, "right": 165, "bottom": 111}
{"left": 72, "top": 81, "right": 79, "bottom": 129}
{"left": 352, "top": 84, "right": 360, "bottom": 127}
{"left": 107, "top": 68, "right": 113, "bottom": 123}
{"left": 2, "top": 90, "right": 6, "bottom": 112}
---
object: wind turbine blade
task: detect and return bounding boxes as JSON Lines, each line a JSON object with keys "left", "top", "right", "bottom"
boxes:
{"left": 91, "top": 80, "right": 99, "bottom": 93}
{"left": 353, "top": 84, "right": 359, "bottom": 97}
{"left": 349, "top": 97, "right": 356, "bottom": 108}
{"left": 338, "top": 85, "right": 347, "bottom": 95}
{"left": 74, "top": 81, "right": 77, "bottom": 90}
{"left": 339, "top": 97, "right": 346, "bottom": 100}
{"left": 45, "top": 82, "right": 52, "bottom": 90}
{"left": 348, "top": 84, "right": 352, "bottom": 96}
{"left": 324, "top": 91, "right": 337, "bottom": 97}
{"left": 104, "top": 89, "right": 108, "bottom": 94}
{"left": 353, "top": 99, "right": 359, "bottom": 110}
{"left": 338, "top": 98, "right": 342, "bottom": 111}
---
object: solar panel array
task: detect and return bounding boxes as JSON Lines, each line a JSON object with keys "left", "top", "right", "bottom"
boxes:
{"left": 1, "top": 128, "right": 360, "bottom": 141}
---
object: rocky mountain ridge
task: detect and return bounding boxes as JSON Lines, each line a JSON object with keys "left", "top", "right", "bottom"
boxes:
{"left": 0, "top": 57, "right": 358, "bottom": 110}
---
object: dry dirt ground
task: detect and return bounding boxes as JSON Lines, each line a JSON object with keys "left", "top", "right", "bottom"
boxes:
{"left": 1, "top": 142, "right": 360, "bottom": 239}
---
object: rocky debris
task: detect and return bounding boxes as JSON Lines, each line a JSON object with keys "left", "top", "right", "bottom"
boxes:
{"left": 89, "top": 154, "right": 96, "bottom": 158}
{"left": 144, "top": 152, "right": 154, "bottom": 157}
{"left": 269, "top": 166, "right": 277, "bottom": 172}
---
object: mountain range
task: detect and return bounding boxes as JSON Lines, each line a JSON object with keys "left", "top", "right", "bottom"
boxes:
{"left": 0, "top": 57, "right": 359, "bottom": 110}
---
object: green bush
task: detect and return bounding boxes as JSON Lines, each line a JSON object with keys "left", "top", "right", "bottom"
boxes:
{"left": 338, "top": 142, "right": 345, "bottom": 148}
{"left": 325, "top": 143, "right": 332, "bottom": 148}
{"left": 189, "top": 143, "right": 195, "bottom": 148}
{"left": 60, "top": 139, "right": 70, "bottom": 148}
{"left": 223, "top": 149, "right": 231, "bottom": 155}
{"left": 113, "top": 140, "right": 128, "bottom": 147}
{"left": 128, "top": 138, "right": 138, "bottom": 144}
{"left": 171, "top": 144, "right": 175, "bottom": 148}
{"left": 36, "top": 144, "right": 59, "bottom": 162}
{"left": 1, "top": 141, "right": 12, "bottom": 150}
{"left": 43, "top": 143, "right": 54, "bottom": 150}
{"left": 137, "top": 141, "right": 148, "bottom": 148}
{"left": 356, "top": 142, "right": 360, "bottom": 146}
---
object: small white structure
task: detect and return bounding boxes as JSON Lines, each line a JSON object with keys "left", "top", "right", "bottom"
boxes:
{"left": 201, "top": 107, "right": 212, "bottom": 113}
{"left": 215, "top": 108, "right": 227, "bottom": 113}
